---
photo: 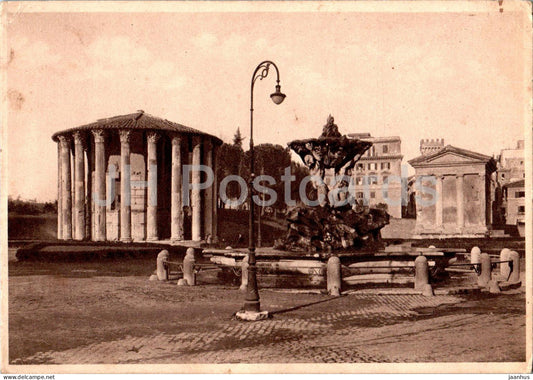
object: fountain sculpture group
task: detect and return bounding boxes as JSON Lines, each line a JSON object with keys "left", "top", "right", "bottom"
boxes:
{"left": 274, "top": 115, "right": 389, "bottom": 253}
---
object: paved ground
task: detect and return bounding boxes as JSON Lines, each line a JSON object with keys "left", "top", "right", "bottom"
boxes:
{"left": 9, "top": 269, "right": 526, "bottom": 364}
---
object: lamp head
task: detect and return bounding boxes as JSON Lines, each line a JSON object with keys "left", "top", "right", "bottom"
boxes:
{"left": 270, "top": 84, "right": 286, "bottom": 105}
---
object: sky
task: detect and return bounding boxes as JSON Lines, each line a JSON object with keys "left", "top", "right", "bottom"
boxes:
{"left": 5, "top": 2, "right": 531, "bottom": 201}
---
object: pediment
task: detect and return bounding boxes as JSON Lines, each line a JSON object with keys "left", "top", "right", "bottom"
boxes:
{"left": 426, "top": 152, "right": 482, "bottom": 165}
{"left": 409, "top": 145, "right": 495, "bottom": 169}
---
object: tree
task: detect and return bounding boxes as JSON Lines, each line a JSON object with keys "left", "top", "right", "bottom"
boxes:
{"left": 215, "top": 141, "right": 311, "bottom": 212}
{"left": 216, "top": 142, "right": 245, "bottom": 203}
{"left": 232, "top": 127, "right": 244, "bottom": 148}
{"left": 243, "top": 144, "right": 296, "bottom": 210}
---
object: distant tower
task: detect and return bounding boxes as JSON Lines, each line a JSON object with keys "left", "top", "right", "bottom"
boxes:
{"left": 420, "top": 138, "right": 445, "bottom": 156}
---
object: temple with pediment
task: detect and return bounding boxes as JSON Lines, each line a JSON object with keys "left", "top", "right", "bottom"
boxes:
{"left": 409, "top": 140, "right": 497, "bottom": 238}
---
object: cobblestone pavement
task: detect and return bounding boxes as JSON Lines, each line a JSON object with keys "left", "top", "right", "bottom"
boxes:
{"left": 12, "top": 292, "right": 526, "bottom": 364}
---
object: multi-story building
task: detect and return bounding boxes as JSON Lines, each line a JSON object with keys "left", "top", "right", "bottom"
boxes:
{"left": 493, "top": 140, "right": 525, "bottom": 226}
{"left": 347, "top": 133, "right": 404, "bottom": 218}
{"left": 496, "top": 140, "right": 525, "bottom": 185}
{"left": 502, "top": 179, "right": 525, "bottom": 227}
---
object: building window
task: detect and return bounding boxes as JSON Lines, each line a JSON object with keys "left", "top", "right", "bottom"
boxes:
{"left": 371, "top": 146, "right": 376, "bottom": 156}
{"left": 380, "top": 162, "right": 391, "bottom": 170}
{"left": 368, "top": 163, "right": 377, "bottom": 171}
{"left": 357, "top": 163, "right": 364, "bottom": 171}
{"left": 368, "top": 175, "right": 378, "bottom": 185}
{"left": 383, "top": 175, "right": 389, "bottom": 184}
{"left": 518, "top": 206, "right": 525, "bottom": 214}
{"left": 382, "top": 145, "right": 388, "bottom": 154}
{"left": 356, "top": 192, "right": 364, "bottom": 199}
{"left": 370, "top": 191, "right": 376, "bottom": 199}
{"left": 383, "top": 190, "right": 388, "bottom": 199}
{"left": 501, "top": 173, "right": 505, "bottom": 179}
{"left": 515, "top": 191, "right": 525, "bottom": 198}
{"left": 356, "top": 177, "right": 363, "bottom": 185}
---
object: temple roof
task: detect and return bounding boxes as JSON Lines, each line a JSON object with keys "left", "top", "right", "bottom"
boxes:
{"left": 408, "top": 144, "right": 497, "bottom": 171}
{"left": 52, "top": 110, "right": 222, "bottom": 145}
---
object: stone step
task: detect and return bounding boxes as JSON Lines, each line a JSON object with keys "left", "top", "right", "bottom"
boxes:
{"left": 489, "top": 230, "right": 510, "bottom": 237}
{"left": 343, "top": 273, "right": 413, "bottom": 285}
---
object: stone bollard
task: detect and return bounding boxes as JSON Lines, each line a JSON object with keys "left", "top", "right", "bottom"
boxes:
{"left": 239, "top": 254, "right": 249, "bottom": 292}
{"left": 508, "top": 250, "right": 521, "bottom": 284}
{"left": 180, "top": 247, "right": 196, "bottom": 286}
{"left": 422, "top": 283, "right": 434, "bottom": 297}
{"left": 156, "top": 250, "right": 169, "bottom": 281}
{"left": 487, "top": 279, "right": 501, "bottom": 294}
{"left": 500, "top": 248, "right": 511, "bottom": 280}
{"left": 414, "top": 255, "right": 429, "bottom": 291}
{"left": 470, "top": 246, "right": 481, "bottom": 265}
{"left": 478, "top": 253, "right": 491, "bottom": 288}
{"left": 327, "top": 256, "right": 341, "bottom": 296}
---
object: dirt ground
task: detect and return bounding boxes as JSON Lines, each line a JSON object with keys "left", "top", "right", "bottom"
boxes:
{"left": 7, "top": 253, "right": 527, "bottom": 365}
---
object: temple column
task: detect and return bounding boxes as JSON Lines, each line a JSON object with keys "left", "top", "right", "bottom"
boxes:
{"left": 85, "top": 144, "right": 93, "bottom": 240}
{"left": 171, "top": 135, "right": 184, "bottom": 242}
{"left": 73, "top": 131, "right": 86, "bottom": 240}
{"left": 212, "top": 144, "right": 219, "bottom": 242}
{"left": 479, "top": 173, "right": 487, "bottom": 226}
{"left": 71, "top": 145, "right": 76, "bottom": 234}
{"left": 191, "top": 136, "right": 202, "bottom": 241}
{"left": 456, "top": 174, "right": 464, "bottom": 231}
{"left": 146, "top": 131, "right": 159, "bottom": 241}
{"left": 57, "top": 142, "right": 63, "bottom": 239}
{"left": 119, "top": 130, "right": 132, "bottom": 242}
{"left": 92, "top": 129, "right": 106, "bottom": 241}
{"left": 59, "top": 136, "right": 72, "bottom": 240}
{"left": 203, "top": 139, "right": 213, "bottom": 239}
{"left": 435, "top": 175, "right": 443, "bottom": 229}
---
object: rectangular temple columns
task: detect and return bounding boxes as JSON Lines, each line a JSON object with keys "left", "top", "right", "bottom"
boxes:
{"left": 456, "top": 174, "right": 464, "bottom": 231}
{"left": 58, "top": 136, "right": 72, "bottom": 240}
{"left": 171, "top": 135, "right": 184, "bottom": 242}
{"left": 479, "top": 173, "right": 488, "bottom": 226}
{"left": 119, "top": 130, "right": 132, "bottom": 242}
{"left": 73, "top": 132, "right": 86, "bottom": 240}
{"left": 92, "top": 129, "right": 106, "bottom": 241}
{"left": 146, "top": 132, "right": 160, "bottom": 241}
{"left": 435, "top": 175, "right": 443, "bottom": 229}
{"left": 191, "top": 136, "right": 202, "bottom": 241}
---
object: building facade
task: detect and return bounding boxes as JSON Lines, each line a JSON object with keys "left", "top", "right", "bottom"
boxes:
{"left": 496, "top": 140, "right": 525, "bottom": 184}
{"left": 52, "top": 111, "right": 222, "bottom": 243}
{"left": 409, "top": 142, "right": 497, "bottom": 238}
{"left": 502, "top": 179, "right": 525, "bottom": 226}
{"left": 347, "top": 133, "right": 404, "bottom": 218}
{"left": 493, "top": 140, "right": 525, "bottom": 226}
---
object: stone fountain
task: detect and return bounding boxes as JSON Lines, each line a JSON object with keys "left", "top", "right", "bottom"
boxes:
{"left": 274, "top": 115, "right": 389, "bottom": 252}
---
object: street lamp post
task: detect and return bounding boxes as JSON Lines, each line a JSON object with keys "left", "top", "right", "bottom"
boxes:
{"left": 237, "top": 60, "right": 285, "bottom": 321}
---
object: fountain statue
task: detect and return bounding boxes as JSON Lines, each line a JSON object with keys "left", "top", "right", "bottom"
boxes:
{"left": 274, "top": 115, "right": 389, "bottom": 253}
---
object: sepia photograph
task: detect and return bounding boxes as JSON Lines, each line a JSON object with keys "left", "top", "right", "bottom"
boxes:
{"left": 1, "top": 0, "right": 531, "bottom": 374}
